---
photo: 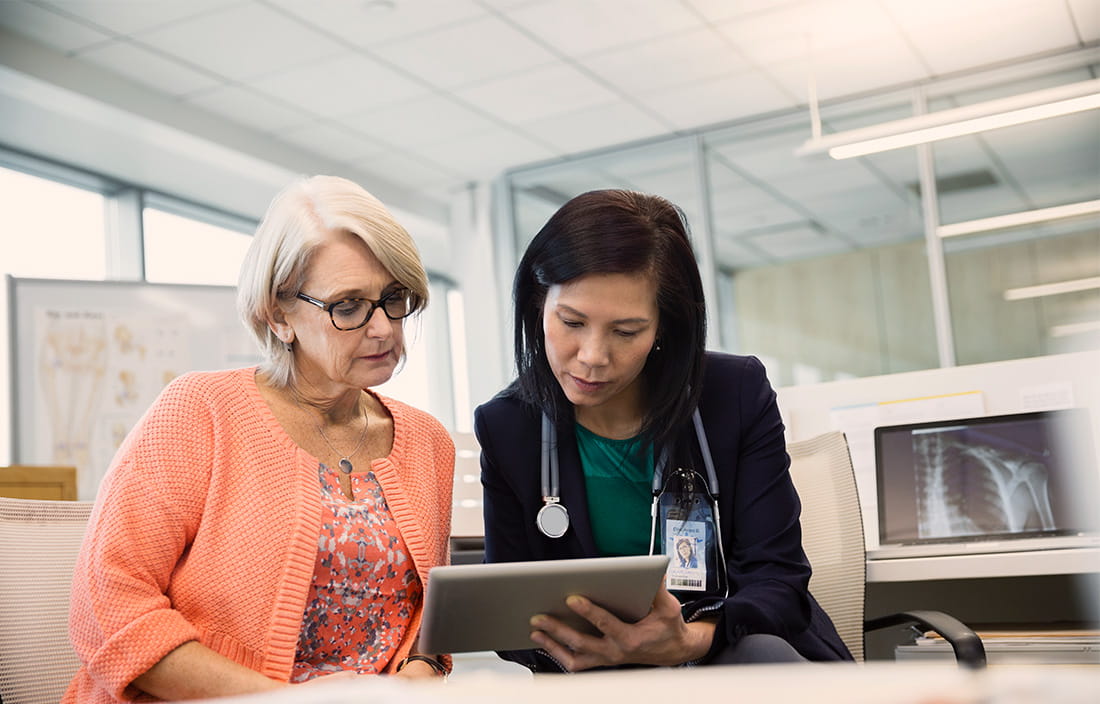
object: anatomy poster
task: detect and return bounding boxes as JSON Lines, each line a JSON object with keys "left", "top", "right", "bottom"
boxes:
{"left": 33, "top": 308, "right": 189, "bottom": 501}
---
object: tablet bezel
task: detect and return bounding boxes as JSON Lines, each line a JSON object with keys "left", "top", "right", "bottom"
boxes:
{"left": 419, "top": 554, "right": 670, "bottom": 654}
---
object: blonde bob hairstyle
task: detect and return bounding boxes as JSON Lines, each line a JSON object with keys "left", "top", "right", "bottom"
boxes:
{"left": 237, "top": 175, "right": 429, "bottom": 388}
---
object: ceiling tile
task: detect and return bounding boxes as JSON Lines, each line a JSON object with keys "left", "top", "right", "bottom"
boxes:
{"left": 343, "top": 149, "right": 459, "bottom": 192}
{"left": 276, "top": 122, "right": 387, "bottom": 162}
{"left": 749, "top": 223, "right": 851, "bottom": 260}
{"left": 79, "top": 40, "right": 221, "bottom": 96}
{"left": 973, "top": 112, "right": 1100, "bottom": 205}
{"left": 453, "top": 63, "right": 618, "bottom": 124}
{"left": 411, "top": 129, "right": 557, "bottom": 180}
{"left": 714, "top": 201, "right": 808, "bottom": 236}
{"left": 340, "top": 94, "right": 499, "bottom": 150}
{"left": 267, "top": 0, "right": 486, "bottom": 47}
{"left": 715, "top": 0, "right": 901, "bottom": 66}
{"left": 133, "top": 3, "right": 341, "bottom": 81}
{"left": 517, "top": 100, "right": 670, "bottom": 155}
{"left": 249, "top": 52, "right": 428, "bottom": 118}
{"left": 685, "top": 0, "right": 812, "bottom": 24}
{"left": 764, "top": 40, "right": 928, "bottom": 103}
{"left": 503, "top": 0, "right": 703, "bottom": 57}
{"left": 714, "top": 236, "right": 775, "bottom": 269}
{"left": 37, "top": 0, "right": 238, "bottom": 37}
{"left": 634, "top": 71, "right": 797, "bottom": 131}
{"left": 368, "top": 14, "right": 557, "bottom": 89}
{"left": 478, "top": 0, "right": 553, "bottom": 10}
{"left": 579, "top": 27, "right": 749, "bottom": 95}
{"left": 0, "top": 1, "right": 111, "bottom": 52}
{"left": 886, "top": 0, "right": 1080, "bottom": 75}
{"left": 513, "top": 164, "right": 613, "bottom": 197}
{"left": 186, "top": 85, "right": 314, "bottom": 133}
{"left": 1068, "top": 0, "right": 1100, "bottom": 42}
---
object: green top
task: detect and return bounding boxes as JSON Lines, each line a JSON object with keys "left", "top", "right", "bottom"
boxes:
{"left": 575, "top": 423, "right": 654, "bottom": 556}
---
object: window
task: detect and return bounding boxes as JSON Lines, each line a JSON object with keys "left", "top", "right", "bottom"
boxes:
{"left": 704, "top": 106, "right": 935, "bottom": 386}
{"left": 501, "top": 50, "right": 1100, "bottom": 385}
{"left": 143, "top": 204, "right": 254, "bottom": 286}
{"left": 0, "top": 165, "right": 107, "bottom": 280}
{"left": 376, "top": 276, "right": 463, "bottom": 429}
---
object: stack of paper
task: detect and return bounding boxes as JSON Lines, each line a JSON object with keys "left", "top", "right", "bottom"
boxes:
{"left": 896, "top": 629, "right": 1100, "bottom": 665}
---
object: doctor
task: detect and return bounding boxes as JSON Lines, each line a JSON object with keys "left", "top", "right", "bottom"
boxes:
{"left": 474, "top": 189, "right": 852, "bottom": 672}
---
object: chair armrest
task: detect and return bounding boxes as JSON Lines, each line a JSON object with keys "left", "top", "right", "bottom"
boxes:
{"left": 865, "top": 609, "right": 986, "bottom": 668}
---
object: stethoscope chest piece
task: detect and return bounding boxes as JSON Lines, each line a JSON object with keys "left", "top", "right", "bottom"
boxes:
{"left": 536, "top": 499, "right": 570, "bottom": 538}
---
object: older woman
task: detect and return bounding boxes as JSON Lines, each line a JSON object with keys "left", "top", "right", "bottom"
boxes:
{"left": 65, "top": 175, "right": 454, "bottom": 702}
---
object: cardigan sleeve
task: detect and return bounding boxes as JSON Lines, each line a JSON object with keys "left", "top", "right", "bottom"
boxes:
{"left": 69, "top": 374, "right": 214, "bottom": 700}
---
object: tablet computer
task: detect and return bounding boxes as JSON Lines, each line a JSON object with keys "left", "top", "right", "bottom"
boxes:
{"left": 419, "top": 554, "right": 670, "bottom": 654}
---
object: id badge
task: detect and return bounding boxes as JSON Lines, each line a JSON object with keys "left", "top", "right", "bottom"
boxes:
{"left": 653, "top": 469, "right": 726, "bottom": 599}
{"left": 665, "top": 519, "right": 707, "bottom": 591}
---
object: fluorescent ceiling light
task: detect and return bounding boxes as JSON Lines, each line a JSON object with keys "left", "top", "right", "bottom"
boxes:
{"left": 797, "top": 78, "right": 1100, "bottom": 159}
{"left": 1050, "top": 321, "right": 1100, "bottom": 338}
{"left": 1004, "top": 276, "right": 1100, "bottom": 301}
{"left": 937, "top": 199, "right": 1100, "bottom": 239}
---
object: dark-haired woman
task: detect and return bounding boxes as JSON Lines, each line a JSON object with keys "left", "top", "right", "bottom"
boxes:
{"left": 474, "top": 189, "right": 851, "bottom": 672}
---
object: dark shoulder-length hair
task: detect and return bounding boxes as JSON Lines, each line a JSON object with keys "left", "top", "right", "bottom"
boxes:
{"left": 513, "top": 189, "right": 706, "bottom": 451}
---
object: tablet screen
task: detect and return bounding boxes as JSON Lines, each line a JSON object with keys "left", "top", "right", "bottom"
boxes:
{"left": 419, "top": 554, "right": 670, "bottom": 654}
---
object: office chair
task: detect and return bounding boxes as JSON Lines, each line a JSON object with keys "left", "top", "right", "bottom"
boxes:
{"left": 0, "top": 496, "right": 93, "bottom": 704}
{"left": 786, "top": 431, "right": 986, "bottom": 667}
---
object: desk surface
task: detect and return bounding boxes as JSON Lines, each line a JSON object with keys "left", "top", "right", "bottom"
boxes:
{"left": 192, "top": 661, "right": 1098, "bottom": 704}
{"left": 866, "top": 546, "right": 1100, "bottom": 582}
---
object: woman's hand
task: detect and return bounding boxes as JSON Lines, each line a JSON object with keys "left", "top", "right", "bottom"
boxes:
{"left": 528, "top": 585, "right": 715, "bottom": 671}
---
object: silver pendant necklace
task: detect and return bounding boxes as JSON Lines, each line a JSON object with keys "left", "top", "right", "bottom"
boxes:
{"left": 294, "top": 394, "right": 369, "bottom": 475}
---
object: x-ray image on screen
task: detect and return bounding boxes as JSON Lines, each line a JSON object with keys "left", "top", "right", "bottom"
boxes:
{"left": 875, "top": 409, "right": 1100, "bottom": 547}
{"left": 911, "top": 427, "right": 1055, "bottom": 539}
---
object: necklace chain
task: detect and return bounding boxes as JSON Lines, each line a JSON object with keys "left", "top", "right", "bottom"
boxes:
{"left": 293, "top": 393, "right": 369, "bottom": 474}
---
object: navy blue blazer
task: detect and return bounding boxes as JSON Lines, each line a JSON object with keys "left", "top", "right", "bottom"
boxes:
{"left": 474, "top": 352, "right": 852, "bottom": 671}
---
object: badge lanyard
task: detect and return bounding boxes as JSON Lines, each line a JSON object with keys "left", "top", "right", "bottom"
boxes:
{"left": 537, "top": 409, "right": 729, "bottom": 598}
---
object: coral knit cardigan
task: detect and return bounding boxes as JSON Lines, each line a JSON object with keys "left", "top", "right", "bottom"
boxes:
{"left": 64, "top": 367, "right": 454, "bottom": 703}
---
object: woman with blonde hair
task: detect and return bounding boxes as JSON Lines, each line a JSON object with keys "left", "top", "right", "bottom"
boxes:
{"left": 65, "top": 175, "right": 453, "bottom": 702}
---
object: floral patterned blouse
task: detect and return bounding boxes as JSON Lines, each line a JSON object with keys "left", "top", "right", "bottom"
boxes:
{"left": 290, "top": 462, "right": 422, "bottom": 682}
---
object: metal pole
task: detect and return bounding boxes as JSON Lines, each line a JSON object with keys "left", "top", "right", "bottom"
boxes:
{"left": 690, "top": 134, "right": 722, "bottom": 351}
{"left": 914, "top": 87, "right": 957, "bottom": 368}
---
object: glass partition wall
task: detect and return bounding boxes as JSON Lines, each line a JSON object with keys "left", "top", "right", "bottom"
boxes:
{"left": 500, "top": 50, "right": 1100, "bottom": 387}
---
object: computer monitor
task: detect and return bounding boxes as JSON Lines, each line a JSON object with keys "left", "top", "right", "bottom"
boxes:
{"left": 872, "top": 408, "right": 1100, "bottom": 558}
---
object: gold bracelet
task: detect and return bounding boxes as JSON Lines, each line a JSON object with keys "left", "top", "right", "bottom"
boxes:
{"left": 396, "top": 654, "right": 448, "bottom": 677}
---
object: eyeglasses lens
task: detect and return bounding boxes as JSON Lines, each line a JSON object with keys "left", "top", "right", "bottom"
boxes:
{"left": 330, "top": 291, "right": 413, "bottom": 329}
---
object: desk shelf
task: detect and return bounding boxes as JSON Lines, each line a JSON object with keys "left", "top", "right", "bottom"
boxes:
{"left": 866, "top": 547, "right": 1100, "bottom": 582}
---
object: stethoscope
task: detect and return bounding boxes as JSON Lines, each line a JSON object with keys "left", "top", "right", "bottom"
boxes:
{"left": 536, "top": 408, "right": 721, "bottom": 539}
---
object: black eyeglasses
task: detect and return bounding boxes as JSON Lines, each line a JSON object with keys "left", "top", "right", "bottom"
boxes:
{"left": 295, "top": 288, "right": 419, "bottom": 331}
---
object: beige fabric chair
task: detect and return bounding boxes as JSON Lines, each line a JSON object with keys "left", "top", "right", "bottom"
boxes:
{"left": 787, "top": 431, "right": 985, "bottom": 666}
{"left": 0, "top": 496, "right": 93, "bottom": 704}
{"left": 787, "top": 430, "right": 867, "bottom": 661}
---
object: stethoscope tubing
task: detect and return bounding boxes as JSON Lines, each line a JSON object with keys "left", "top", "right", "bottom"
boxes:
{"left": 540, "top": 408, "right": 720, "bottom": 530}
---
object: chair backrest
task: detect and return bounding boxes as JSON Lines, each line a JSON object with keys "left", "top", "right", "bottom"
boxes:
{"left": 0, "top": 497, "right": 94, "bottom": 704}
{"left": 786, "top": 431, "right": 866, "bottom": 661}
{"left": 450, "top": 432, "right": 484, "bottom": 538}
